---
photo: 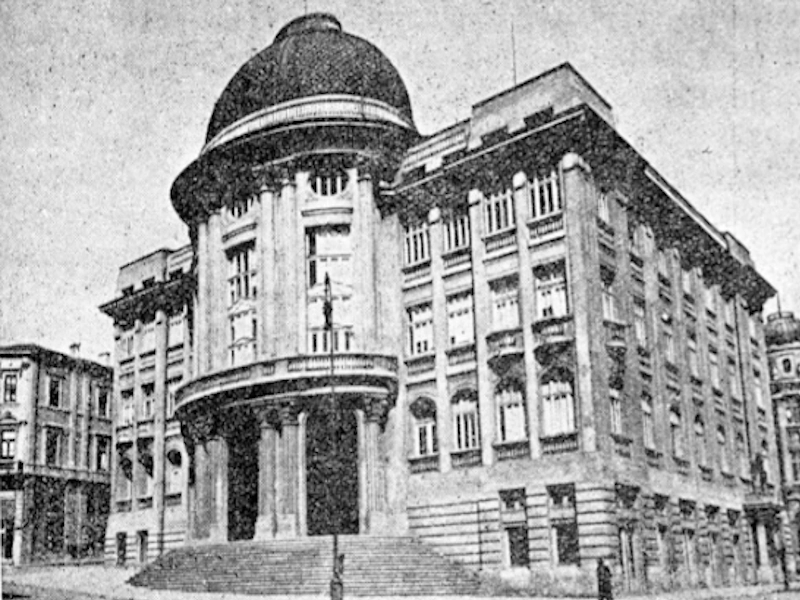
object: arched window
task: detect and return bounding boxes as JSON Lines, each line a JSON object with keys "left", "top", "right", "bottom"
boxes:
{"left": 641, "top": 395, "right": 655, "bottom": 450}
{"left": 452, "top": 390, "right": 480, "bottom": 451}
{"left": 540, "top": 373, "right": 575, "bottom": 436}
{"left": 694, "top": 417, "right": 706, "bottom": 467}
{"left": 717, "top": 426, "right": 728, "bottom": 473}
{"left": 496, "top": 382, "right": 526, "bottom": 443}
{"left": 410, "top": 397, "right": 438, "bottom": 457}
{"left": 669, "top": 409, "right": 683, "bottom": 458}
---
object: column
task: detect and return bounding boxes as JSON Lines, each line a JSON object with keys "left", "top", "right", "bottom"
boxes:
{"left": 195, "top": 220, "right": 210, "bottom": 375}
{"left": 152, "top": 308, "right": 168, "bottom": 554}
{"left": 254, "top": 410, "right": 278, "bottom": 539}
{"left": 364, "top": 397, "right": 389, "bottom": 533}
{"left": 352, "top": 168, "right": 377, "bottom": 350}
{"left": 755, "top": 518, "right": 773, "bottom": 583}
{"left": 276, "top": 401, "right": 300, "bottom": 538}
{"left": 206, "top": 435, "right": 229, "bottom": 543}
{"left": 185, "top": 415, "right": 214, "bottom": 542}
{"left": 429, "top": 207, "right": 451, "bottom": 472}
{"left": 207, "top": 211, "right": 226, "bottom": 371}
{"left": 259, "top": 185, "right": 276, "bottom": 358}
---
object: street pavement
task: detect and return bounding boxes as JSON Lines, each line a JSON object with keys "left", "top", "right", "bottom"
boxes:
{"left": 4, "top": 565, "right": 800, "bottom": 600}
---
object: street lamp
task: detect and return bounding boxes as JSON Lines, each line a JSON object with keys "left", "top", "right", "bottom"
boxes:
{"left": 324, "top": 274, "right": 344, "bottom": 600}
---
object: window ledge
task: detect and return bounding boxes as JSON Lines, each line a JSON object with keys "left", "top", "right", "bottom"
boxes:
{"left": 408, "top": 454, "right": 439, "bottom": 473}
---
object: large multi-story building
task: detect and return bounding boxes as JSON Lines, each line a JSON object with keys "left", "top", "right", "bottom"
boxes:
{"left": 0, "top": 344, "right": 112, "bottom": 564}
{"left": 765, "top": 311, "right": 800, "bottom": 573}
{"left": 102, "top": 13, "right": 786, "bottom": 594}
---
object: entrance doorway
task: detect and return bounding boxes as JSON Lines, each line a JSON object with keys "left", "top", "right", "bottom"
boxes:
{"left": 306, "top": 402, "right": 359, "bottom": 536}
{"left": 228, "top": 416, "right": 259, "bottom": 541}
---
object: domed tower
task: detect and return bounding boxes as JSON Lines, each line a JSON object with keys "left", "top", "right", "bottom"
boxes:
{"left": 766, "top": 311, "right": 800, "bottom": 561}
{"left": 171, "top": 14, "right": 417, "bottom": 542}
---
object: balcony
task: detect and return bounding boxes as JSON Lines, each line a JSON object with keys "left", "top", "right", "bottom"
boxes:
{"left": 540, "top": 432, "right": 579, "bottom": 455}
{"left": 406, "top": 353, "right": 436, "bottom": 377}
{"left": 674, "top": 456, "right": 690, "bottom": 476}
{"left": 645, "top": 448, "right": 663, "bottom": 468}
{"left": 176, "top": 353, "right": 399, "bottom": 414}
{"left": 446, "top": 344, "right": 476, "bottom": 368}
{"left": 451, "top": 448, "right": 482, "bottom": 469}
{"left": 604, "top": 320, "right": 627, "bottom": 352}
{"left": 408, "top": 454, "right": 439, "bottom": 474}
{"left": 402, "top": 260, "right": 431, "bottom": 287}
{"left": 699, "top": 465, "right": 713, "bottom": 482}
{"left": 487, "top": 328, "right": 524, "bottom": 372}
{"left": 442, "top": 247, "right": 471, "bottom": 271}
{"left": 532, "top": 315, "right": 574, "bottom": 361}
{"left": 494, "top": 439, "right": 530, "bottom": 461}
{"left": 484, "top": 229, "right": 517, "bottom": 255}
{"left": 165, "top": 493, "right": 182, "bottom": 507}
{"left": 115, "top": 500, "right": 131, "bottom": 513}
{"left": 611, "top": 433, "right": 633, "bottom": 458}
{"left": 528, "top": 212, "right": 564, "bottom": 244}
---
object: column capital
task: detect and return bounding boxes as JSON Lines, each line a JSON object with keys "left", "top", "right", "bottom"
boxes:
{"left": 364, "top": 396, "right": 391, "bottom": 426}
{"left": 181, "top": 411, "right": 218, "bottom": 444}
{"left": 255, "top": 406, "right": 281, "bottom": 430}
{"left": 278, "top": 400, "right": 302, "bottom": 426}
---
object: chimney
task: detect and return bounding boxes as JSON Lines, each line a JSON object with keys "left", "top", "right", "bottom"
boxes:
{"left": 98, "top": 351, "right": 111, "bottom": 366}
{"left": 69, "top": 342, "right": 81, "bottom": 356}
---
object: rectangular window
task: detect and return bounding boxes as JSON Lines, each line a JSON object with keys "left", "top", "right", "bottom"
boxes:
{"left": 633, "top": 299, "right": 647, "bottom": 348}
{"left": 443, "top": 212, "right": 470, "bottom": 253}
{"left": 507, "top": 526, "right": 530, "bottom": 567}
{"left": 0, "top": 430, "right": 15, "bottom": 459}
{"left": 753, "top": 369, "right": 764, "bottom": 408}
{"left": 96, "top": 436, "right": 110, "bottom": 471}
{"left": 228, "top": 244, "right": 257, "bottom": 304}
{"left": 534, "top": 264, "right": 568, "bottom": 320}
{"left": 610, "top": 390, "right": 622, "bottom": 435}
{"left": 497, "top": 388, "right": 527, "bottom": 443}
{"left": 484, "top": 189, "right": 515, "bottom": 234}
{"left": 140, "top": 322, "right": 155, "bottom": 354}
{"left": 403, "top": 222, "right": 430, "bottom": 266}
{"left": 687, "top": 334, "right": 699, "bottom": 377}
{"left": 657, "top": 250, "right": 669, "bottom": 278}
{"left": 709, "top": 349, "right": 720, "bottom": 389}
{"left": 728, "top": 359, "right": 740, "bottom": 398}
{"left": 453, "top": 400, "right": 480, "bottom": 451}
{"left": 541, "top": 381, "right": 575, "bottom": 436}
{"left": 597, "top": 192, "right": 610, "bottom": 223}
{"left": 167, "top": 314, "right": 184, "bottom": 348}
{"left": 121, "top": 390, "right": 134, "bottom": 426}
{"left": 548, "top": 485, "right": 579, "bottom": 565}
{"left": 705, "top": 285, "right": 717, "bottom": 314}
{"left": 141, "top": 384, "right": 155, "bottom": 420}
{"left": 682, "top": 269, "right": 693, "bottom": 296}
{"left": 530, "top": 170, "right": 561, "bottom": 219}
{"left": 48, "top": 376, "right": 63, "bottom": 408}
{"left": 490, "top": 278, "right": 520, "bottom": 331}
{"left": 642, "top": 397, "right": 655, "bottom": 450}
{"left": 416, "top": 420, "right": 437, "bottom": 457}
{"left": 663, "top": 323, "right": 676, "bottom": 364}
{"left": 792, "top": 451, "right": 800, "bottom": 482}
{"left": 167, "top": 377, "right": 182, "bottom": 417}
{"left": 601, "top": 280, "right": 618, "bottom": 322}
{"left": 447, "top": 292, "right": 475, "bottom": 347}
{"left": 96, "top": 387, "right": 109, "bottom": 418}
{"left": 3, "top": 374, "right": 17, "bottom": 403}
{"left": 45, "top": 428, "right": 62, "bottom": 466}
{"left": 407, "top": 304, "right": 434, "bottom": 356}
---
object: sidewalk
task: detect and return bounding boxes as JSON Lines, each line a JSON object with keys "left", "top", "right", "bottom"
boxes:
{"left": 2, "top": 564, "right": 798, "bottom": 600}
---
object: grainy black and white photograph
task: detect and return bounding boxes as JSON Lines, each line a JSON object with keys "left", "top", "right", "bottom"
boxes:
{"left": 1, "top": 1, "right": 800, "bottom": 599}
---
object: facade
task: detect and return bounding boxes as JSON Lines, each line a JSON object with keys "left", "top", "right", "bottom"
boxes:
{"left": 102, "top": 12, "right": 786, "bottom": 594}
{"left": 0, "top": 344, "right": 112, "bottom": 564}
{"left": 765, "top": 311, "right": 800, "bottom": 573}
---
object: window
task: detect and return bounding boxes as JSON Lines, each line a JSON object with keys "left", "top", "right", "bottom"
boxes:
{"left": 410, "top": 398, "right": 437, "bottom": 457}
{"left": 403, "top": 222, "right": 430, "bottom": 266}
{"left": 307, "top": 225, "right": 351, "bottom": 287}
{"left": 736, "top": 432, "right": 747, "bottom": 478}
{"left": 118, "top": 332, "right": 134, "bottom": 359}
{"left": 167, "top": 314, "right": 184, "bottom": 348}
{"left": 490, "top": 278, "right": 520, "bottom": 331}
{"left": 443, "top": 211, "right": 470, "bottom": 253}
{"left": 663, "top": 322, "right": 676, "bottom": 364}
{"left": 753, "top": 369, "right": 764, "bottom": 408}
{"left": 534, "top": 263, "right": 568, "bottom": 320}
{"left": 447, "top": 292, "right": 474, "bottom": 346}
{"left": 496, "top": 384, "right": 527, "bottom": 443}
{"left": 140, "top": 322, "right": 155, "bottom": 354}
{"left": 761, "top": 440, "right": 771, "bottom": 484}
{"left": 541, "top": 378, "right": 575, "bottom": 436}
{"left": 709, "top": 348, "right": 720, "bottom": 389}
{"left": 45, "top": 428, "right": 62, "bottom": 466}
{"left": 96, "top": 436, "right": 110, "bottom": 471}
{"left": 669, "top": 409, "right": 684, "bottom": 458}
{"left": 682, "top": 269, "right": 693, "bottom": 297}
{"left": 228, "top": 194, "right": 255, "bottom": 218}
{"left": 452, "top": 390, "right": 480, "bottom": 451}
{"left": 694, "top": 417, "right": 706, "bottom": 467}
{"left": 687, "top": 334, "right": 699, "bottom": 377}
{"left": 0, "top": 430, "right": 15, "bottom": 459}
{"left": 724, "top": 300, "right": 735, "bottom": 327}
{"left": 96, "top": 388, "right": 109, "bottom": 418}
{"left": 407, "top": 304, "right": 433, "bottom": 356}
{"left": 167, "top": 377, "right": 182, "bottom": 417}
{"left": 229, "top": 311, "right": 256, "bottom": 366}
{"left": 629, "top": 223, "right": 647, "bottom": 256}
{"left": 609, "top": 389, "right": 622, "bottom": 435}
{"left": 792, "top": 450, "right": 800, "bottom": 482}
{"left": 530, "top": 170, "right": 561, "bottom": 219}
{"left": 728, "top": 359, "right": 740, "bottom": 398}
{"left": 642, "top": 396, "right": 655, "bottom": 450}
{"left": 120, "top": 390, "right": 134, "bottom": 426}
{"left": 784, "top": 358, "right": 793, "bottom": 374}
{"left": 601, "top": 279, "right": 618, "bottom": 321}
{"left": 548, "top": 485, "right": 579, "bottom": 565}
{"left": 310, "top": 170, "right": 347, "bottom": 196}
{"left": 717, "top": 427, "right": 728, "bottom": 473}
{"left": 657, "top": 250, "right": 669, "bottom": 278}
{"left": 48, "top": 375, "right": 63, "bottom": 408}
{"left": 483, "top": 189, "right": 515, "bottom": 234}
{"left": 507, "top": 526, "right": 530, "bottom": 567}
{"left": 597, "top": 192, "right": 610, "bottom": 223}
{"left": 228, "top": 244, "right": 256, "bottom": 304}
{"left": 633, "top": 299, "right": 647, "bottom": 348}
{"left": 141, "top": 384, "right": 154, "bottom": 420}
{"left": 704, "top": 285, "right": 716, "bottom": 314}
{"left": 3, "top": 374, "right": 17, "bottom": 403}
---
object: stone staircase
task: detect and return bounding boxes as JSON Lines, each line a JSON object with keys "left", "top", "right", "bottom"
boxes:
{"left": 128, "top": 535, "right": 483, "bottom": 596}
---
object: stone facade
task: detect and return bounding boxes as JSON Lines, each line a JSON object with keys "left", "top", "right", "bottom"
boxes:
{"left": 0, "top": 344, "right": 112, "bottom": 564}
{"left": 100, "top": 12, "right": 785, "bottom": 594}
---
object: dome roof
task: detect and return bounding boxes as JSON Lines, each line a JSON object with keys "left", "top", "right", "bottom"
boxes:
{"left": 205, "top": 13, "right": 414, "bottom": 144}
{"left": 765, "top": 312, "right": 800, "bottom": 347}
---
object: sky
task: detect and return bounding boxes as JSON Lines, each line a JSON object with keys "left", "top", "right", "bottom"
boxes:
{"left": 1, "top": 0, "right": 799, "bottom": 360}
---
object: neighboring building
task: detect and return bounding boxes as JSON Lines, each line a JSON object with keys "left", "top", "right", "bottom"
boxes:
{"left": 765, "top": 311, "right": 800, "bottom": 572}
{"left": 102, "top": 12, "right": 785, "bottom": 594}
{"left": 99, "top": 247, "right": 193, "bottom": 563}
{"left": 0, "top": 344, "right": 112, "bottom": 564}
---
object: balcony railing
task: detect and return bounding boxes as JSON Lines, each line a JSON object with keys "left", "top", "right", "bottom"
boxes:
{"left": 532, "top": 315, "right": 574, "bottom": 349}
{"left": 487, "top": 328, "right": 524, "bottom": 371}
{"left": 484, "top": 230, "right": 517, "bottom": 254}
{"left": 611, "top": 433, "right": 633, "bottom": 457}
{"left": 528, "top": 212, "right": 564, "bottom": 243}
{"left": 446, "top": 344, "right": 476, "bottom": 367}
{"left": 494, "top": 439, "right": 529, "bottom": 461}
{"left": 443, "top": 247, "right": 471, "bottom": 271}
{"left": 403, "top": 260, "right": 432, "bottom": 285}
{"left": 408, "top": 454, "right": 439, "bottom": 474}
{"left": 451, "top": 448, "right": 482, "bottom": 469}
{"left": 406, "top": 354, "right": 436, "bottom": 376}
{"left": 540, "top": 432, "right": 579, "bottom": 455}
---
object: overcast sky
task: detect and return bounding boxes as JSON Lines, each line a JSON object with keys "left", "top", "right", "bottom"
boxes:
{"left": 1, "top": 0, "right": 798, "bottom": 359}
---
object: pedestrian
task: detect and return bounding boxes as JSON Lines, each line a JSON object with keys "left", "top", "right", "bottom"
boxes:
{"left": 597, "top": 557, "right": 613, "bottom": 600}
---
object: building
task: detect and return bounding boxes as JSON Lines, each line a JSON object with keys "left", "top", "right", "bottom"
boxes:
{"left": 101, "top": 13, "right": 785, "bottom": 594}
{"left": 0, "top": 344, "right": 112, "bottom": 564}
{"left": 765, "top": 311, "right": 800, "bottom": 573}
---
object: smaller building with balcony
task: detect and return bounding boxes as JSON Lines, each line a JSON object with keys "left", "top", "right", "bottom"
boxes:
{"left": 0, "top": 344, "right": 112, "bottom": 564}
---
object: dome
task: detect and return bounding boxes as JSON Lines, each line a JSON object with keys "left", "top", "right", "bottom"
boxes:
{"left": 205, "top": 13, "right": 415, "bottom": 146}
{"left": 765, "top": 312, "right": 800, "bottom": 347}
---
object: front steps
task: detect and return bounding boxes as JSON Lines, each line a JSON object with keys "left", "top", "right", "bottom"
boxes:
{"left": 129, "top": 535, "right": 483, "bottom": 596}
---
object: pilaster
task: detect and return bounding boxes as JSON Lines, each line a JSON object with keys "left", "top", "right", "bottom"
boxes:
{"left": 254, "top": 409, "right": 278, "bottom": 539}
{"left": 363, "top": 397, "right": 390, "bottom": 532}
{"left": 195, "top": 220, "right": 210, "bottom": 375}
{"left": 152, "top": 308, "right": 168, "bottom": 553}
{"left": 429, "top": 208, "right": 451, "bottom": 472}
{"left": 207, "top": 211, "right": 226, "bottom": 371}
{"left": 276, "top": 400, "right": 301, "bottom": 538}
{"left": 353, "top": 169, "right": 377, "bottom": 351}
{"left": 259, "top": 186, "right": 276, "bottom": 358}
